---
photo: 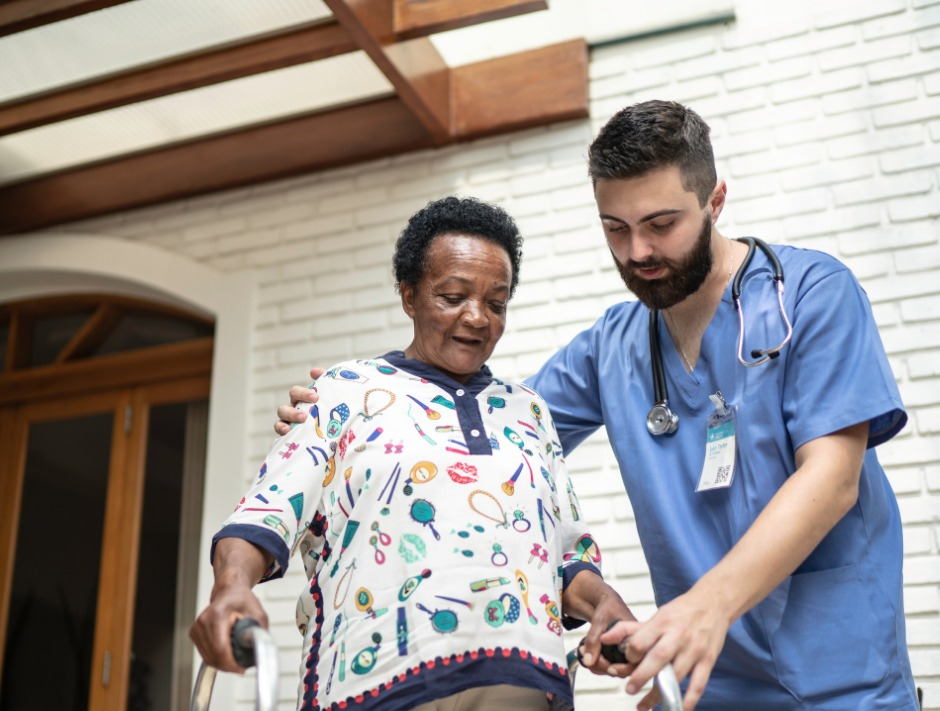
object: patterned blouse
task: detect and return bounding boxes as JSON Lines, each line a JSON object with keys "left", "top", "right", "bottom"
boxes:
{"left": 213, "top": 352, "right": 602, "bottom": 711}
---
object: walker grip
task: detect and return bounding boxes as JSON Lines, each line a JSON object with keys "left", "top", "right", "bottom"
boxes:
{"left": 191, "top": 617, "right": 279, "bottom": 711}
{"left": 600, "top": 619, "right": 628, "bottom": 664}
{"left": 231, "top": 617, "right": 261, "bottom": 669}
{"left": 592, "top": 619, "right": 684, "bottom": 711}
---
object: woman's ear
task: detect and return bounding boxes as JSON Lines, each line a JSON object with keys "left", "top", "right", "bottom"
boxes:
{"left": 400, "top": 282, "right": 416, "bottom": 319}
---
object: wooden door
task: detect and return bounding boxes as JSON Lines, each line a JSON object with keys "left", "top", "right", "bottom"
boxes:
{"left": 0, "top": 295, "right": 213, "bottom": 711}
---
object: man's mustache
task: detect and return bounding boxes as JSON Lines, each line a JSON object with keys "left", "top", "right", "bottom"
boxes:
{"left": 628, "top": 260, "right": 665, "bottom": 270}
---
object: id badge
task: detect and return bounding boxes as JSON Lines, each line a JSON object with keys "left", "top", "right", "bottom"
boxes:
{"left": 696, "top": 391, "right": 736, "bottom": 492}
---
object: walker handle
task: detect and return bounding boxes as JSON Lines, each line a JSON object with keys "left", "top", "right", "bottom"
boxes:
{"left": 190, "top": 617, "right": 279, "bottom": 711}
{"left": 231, "top": 617, "right": 261, "bottom": 668}
{"left": 598, "top": 621, "right": 684, "bottom": 711}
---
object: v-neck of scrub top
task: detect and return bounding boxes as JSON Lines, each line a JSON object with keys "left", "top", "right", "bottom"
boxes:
{"left": 659, "top": 288, "right": 736, "bottom": 408}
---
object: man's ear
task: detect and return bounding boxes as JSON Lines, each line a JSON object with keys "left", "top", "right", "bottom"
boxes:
{"left": 400, "top": 282, "right": 416, "bottom": 319}
{"left": 709, "top": 179, "right": 727, "bottom": 222}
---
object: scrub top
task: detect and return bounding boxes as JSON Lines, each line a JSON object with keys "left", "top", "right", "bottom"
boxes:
{"left": 527, "top": 244, "right": 919, "bottom": 710}
{"left": 213, "top": 353, "right": 600, "bottom": 711}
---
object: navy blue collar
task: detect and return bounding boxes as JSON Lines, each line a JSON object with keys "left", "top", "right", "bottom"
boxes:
{"left": 381, "top": 351, "right": 493, "bottom": 396}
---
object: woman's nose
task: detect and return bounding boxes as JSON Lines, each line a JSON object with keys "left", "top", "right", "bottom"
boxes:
{"left": 461, "top": 300, "right": 487, "bottom": 326}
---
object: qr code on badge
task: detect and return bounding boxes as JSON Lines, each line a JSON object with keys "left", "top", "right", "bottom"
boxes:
{"left": 715, "top": 465, "right": 731, "bottom": 483}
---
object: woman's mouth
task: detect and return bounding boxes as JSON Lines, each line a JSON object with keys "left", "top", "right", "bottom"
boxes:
{"left": 452, "top": 335, "right": 482, "bottom": 346}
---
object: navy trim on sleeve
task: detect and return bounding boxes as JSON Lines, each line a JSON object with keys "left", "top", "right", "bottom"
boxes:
{"left": 560, "top": 562, "right": 603, "bottom": 631}
{"left": 211, "top": 523, "right": 291, "bottom": 581}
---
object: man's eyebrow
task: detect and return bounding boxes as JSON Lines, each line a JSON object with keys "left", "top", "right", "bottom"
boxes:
{"left": 599, "top": 208, "right": 683, "bottom": 224}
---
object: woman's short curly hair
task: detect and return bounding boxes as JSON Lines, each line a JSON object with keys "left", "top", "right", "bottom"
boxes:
{"left": 393, "top": 196, "right": 523, "bottom": 298}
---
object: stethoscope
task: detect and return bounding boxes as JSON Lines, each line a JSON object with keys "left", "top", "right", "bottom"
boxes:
{"left": 646, "top": 237, "right": 794, "bottom": 436}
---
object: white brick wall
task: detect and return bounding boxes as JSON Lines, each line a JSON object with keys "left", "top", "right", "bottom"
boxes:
{"left": 60, "top": 0, "right": 940, "bottom": 707}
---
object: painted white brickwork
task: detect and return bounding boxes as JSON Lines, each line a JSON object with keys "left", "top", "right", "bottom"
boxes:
{"left": 59, "top": 0, "right": 940, "bottom": 706}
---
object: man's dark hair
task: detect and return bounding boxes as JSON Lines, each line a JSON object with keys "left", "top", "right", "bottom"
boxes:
{"left": 393, "top": 196, "right": 523, "bottom": 297}
{"left": 588, "top": 100, "right": 717, "bottom": 207}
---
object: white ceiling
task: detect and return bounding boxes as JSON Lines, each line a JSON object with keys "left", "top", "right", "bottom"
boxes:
{"left": 0, "top": 0, "right": 733, "bottom": 186}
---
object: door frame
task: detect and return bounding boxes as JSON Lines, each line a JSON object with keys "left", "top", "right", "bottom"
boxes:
{"left": 0, "top": 232, "right": 254, "bottom": 710}
{"left": 0, "top": 376, "right": 210, "bottom": 710}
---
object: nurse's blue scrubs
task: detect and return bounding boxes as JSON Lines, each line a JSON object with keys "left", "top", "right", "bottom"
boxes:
{"left": 527, "top": 244, "right": 919, "bottom": 710}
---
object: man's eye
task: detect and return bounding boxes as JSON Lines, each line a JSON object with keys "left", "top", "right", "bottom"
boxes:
{"left": 489, "top": 302, "right": 507, "bottom": 314}
{"left": 441, "top": 295, "right": 463, "bottom": 305}
{"left": 603, "top": 221, "right": 627, "bottom": 233}
{"left": 651, "top": 221, "right": 674, "bottom": 233}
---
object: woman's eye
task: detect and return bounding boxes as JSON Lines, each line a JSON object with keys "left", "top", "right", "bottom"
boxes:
{"left": 441, "top": 295, "right": 463, "bottom": 305}
{"left": 603, "top": 221, "right": 627, "bottom": 233}
{"left": 489, "top": 302, "right": 507, "bottom": 314}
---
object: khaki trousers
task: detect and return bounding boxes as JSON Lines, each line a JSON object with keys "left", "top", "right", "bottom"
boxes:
{"left": 409, "top": 684, "right": 551, "bottom": 711}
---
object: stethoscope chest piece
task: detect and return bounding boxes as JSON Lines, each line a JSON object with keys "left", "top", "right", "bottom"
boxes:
{"left": 647, "top": 402, "right": 679, "bottom": 436}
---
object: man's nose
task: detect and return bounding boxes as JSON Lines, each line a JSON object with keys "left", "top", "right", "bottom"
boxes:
{"left": 628, "top": 234, "right": 657, "bottom": 264}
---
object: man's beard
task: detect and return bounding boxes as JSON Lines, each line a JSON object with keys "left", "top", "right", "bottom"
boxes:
{"left": 614, "top": 213, "right": 714, "bottom": 310}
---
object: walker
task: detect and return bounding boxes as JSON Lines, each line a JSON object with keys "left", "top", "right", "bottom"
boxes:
{"left": 190, "top": 618, "right": 279, "bottom": 711}
{"left": 189, "top": 617, "right": 680, "bottom": 711}
{"left": 560, "top": 621, "right": 683, "bottom": 711}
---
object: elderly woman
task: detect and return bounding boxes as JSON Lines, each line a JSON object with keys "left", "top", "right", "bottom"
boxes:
{"left": 190, "top": 197, "right": 631, "bottom": 711}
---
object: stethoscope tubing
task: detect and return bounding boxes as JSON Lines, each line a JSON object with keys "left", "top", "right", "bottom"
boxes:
{"left": 646, "top": 237, "right": 792, "bottom": 436}
{"left": 647, "top": 308, "right": 679, "bottom": 436}
{"left": 733, "top": 237, "right": 793, "bottom": 367}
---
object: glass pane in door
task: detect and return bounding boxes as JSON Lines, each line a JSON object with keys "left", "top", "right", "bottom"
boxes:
{"left": 0, "top": 412, "right": 113, "bottom": 711}
{"left": 127, "top": 402, "right": 194, "bottom": 711}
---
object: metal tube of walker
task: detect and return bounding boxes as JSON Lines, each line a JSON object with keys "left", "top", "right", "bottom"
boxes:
{"left": 190, "top": 618, "right": 279, "bottom": 711}
{"left": 602, "top": 633, "right": 683, "bottom": 711}
{"left": 563, "top": 622, "right": 683, "bottom": 711}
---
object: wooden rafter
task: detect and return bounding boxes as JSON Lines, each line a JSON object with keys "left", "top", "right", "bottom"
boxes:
{"left": 0, "top": 20, "right": 357, "bottom": 136}
{"left": 0, "top": 97, "right": 434, "bottom": 235}
{"left": 394, "top": 0, "right": 547, "bottom": 39}
{"left": 323, "top": 0, "right": 576, "bottom": 142}
{"left": 325, "top": 0, "right": 452, "bottom": 141}
{"left": 0, "top": 37, "right": 588, "bottom": 235}
{"left": 0, "top": 0, "right": 587, "bottom": 236}
{"left": 453, "top": 39, "right": 588, "bottom": 138}
{"left": 0, "top": 0, "right": 131, "bottom": 37}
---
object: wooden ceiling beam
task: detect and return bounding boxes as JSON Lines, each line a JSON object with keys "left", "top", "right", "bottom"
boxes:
{"left": 0, "top": 97, "right": 433, "bottom": 236}
{"left": 453, "top": 39, "right": 588, "bottom": 139}
{"left": 0, "top": 0, "right": 131, "bottom": 37}
{"left": 324, "top": 0, "right": 452, "bottom": 141}
{"left": 394, "top": 0, "right": 547, "bottom": 39}
{"left": 0, "top": 37, "right": 588, "bottom": 236}
{"left": 0, "top": 20, "right": 357, "bottom": 136}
